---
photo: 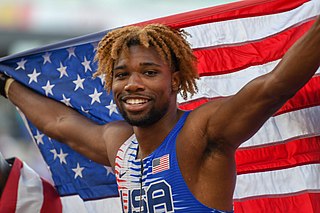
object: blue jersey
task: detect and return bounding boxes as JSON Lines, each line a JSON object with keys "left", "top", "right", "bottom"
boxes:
{"left": 115, "top": 111, "right": 234, "bottom": 213}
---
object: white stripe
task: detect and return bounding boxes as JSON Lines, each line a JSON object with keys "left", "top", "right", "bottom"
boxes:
{"left": 60, "top": 196, "right": 122, "bottom": 213}
{"left": 16, "top": 162, "right": 43, "bottom": 213}
{"left": 234, "top": 163, "right": 320, "bottom": 199}
{"left": 61, "top": 195, "right": 87, "bottom": 213}
{"left": 184, "top": 0, "right": 320, "bottom": 48}
{"left": 84, "top": 197, "right": 122, "bottom": 213}
{"left": 241, "top": 105, "right": 320, "bottom": 148}
{"left": 178, "top": 63, "right": 320, "bottom": 102}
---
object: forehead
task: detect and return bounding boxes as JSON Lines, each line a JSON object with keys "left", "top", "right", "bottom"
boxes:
{"left": 114, "top": 45, "right": 166, "bottom": 67}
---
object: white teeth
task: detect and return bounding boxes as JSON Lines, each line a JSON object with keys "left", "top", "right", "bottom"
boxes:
{"left": 125, "top": 99, "right": 148, "bottom": 105}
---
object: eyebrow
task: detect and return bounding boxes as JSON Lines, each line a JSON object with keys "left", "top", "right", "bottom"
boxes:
{"left": 113, "top": 62, "right": 161, "bottom": 71}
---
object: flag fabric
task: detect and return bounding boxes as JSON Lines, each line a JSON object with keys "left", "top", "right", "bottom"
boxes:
{"left": 0, "top": 158, "right": 62, "bottom": 213}
{"left": 0, "top": 0, "right": 319, "bottom": 212}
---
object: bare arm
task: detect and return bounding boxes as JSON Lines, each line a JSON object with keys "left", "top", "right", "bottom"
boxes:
{"left": 203, "top": 16, "right": 320, "bottom": 149}
{"left": 4, "top": 80, "right": 129, "bottom": 166}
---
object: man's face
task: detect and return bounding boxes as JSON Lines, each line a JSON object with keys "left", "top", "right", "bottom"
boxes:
{"left": 111, "top": 45, "right": 178, "bottom": 127}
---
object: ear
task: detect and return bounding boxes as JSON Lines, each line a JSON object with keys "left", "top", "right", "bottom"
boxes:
{"left": 171, "top": 71, "right": 180, "bottom": 92}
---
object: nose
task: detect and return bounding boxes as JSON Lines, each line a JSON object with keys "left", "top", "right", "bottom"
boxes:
{"left": 124, "top": 73, "right": 145, "bottom": 92}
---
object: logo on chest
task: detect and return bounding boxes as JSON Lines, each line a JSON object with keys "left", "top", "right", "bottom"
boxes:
{"left": 120, "top": 180, "right": 174, "bottom": 213}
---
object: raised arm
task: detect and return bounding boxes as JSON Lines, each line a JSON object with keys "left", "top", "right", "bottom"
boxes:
{"left": 202, "top": 16, "right": 320, "bottom": 149}
{"left": 0, "top": 76, "right": 130, "bottom": 166}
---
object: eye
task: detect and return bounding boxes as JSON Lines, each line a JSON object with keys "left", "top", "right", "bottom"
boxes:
{"left": 114, "top": 72, "right": 128, "bottom": 80}
{"left": 144, "top": 70, "right": 157, "bottom": 77}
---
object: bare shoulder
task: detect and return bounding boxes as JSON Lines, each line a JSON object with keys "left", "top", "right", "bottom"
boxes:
{"left": 103, "top": 120, "right": 133, "bottom": 168}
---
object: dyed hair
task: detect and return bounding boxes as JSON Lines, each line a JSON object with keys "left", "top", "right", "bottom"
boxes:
{"left": 94, "top": 24, "right": 198, "bottom": 99}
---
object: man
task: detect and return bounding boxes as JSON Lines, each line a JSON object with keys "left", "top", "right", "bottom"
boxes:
{"left": 0, "top": 152, "right": 62, "bottom": 212}
{"left": 0, "top": 17, "right": 319, "bottom": 212}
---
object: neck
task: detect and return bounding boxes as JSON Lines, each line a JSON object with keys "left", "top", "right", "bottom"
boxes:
{"left": 134, "top": 108, "right": 184, "bottom": 159}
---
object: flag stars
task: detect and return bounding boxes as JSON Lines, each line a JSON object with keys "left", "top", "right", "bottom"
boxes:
{"left": 34, "top": 130, "right": 44, "bottom": 145}
{"left": 57, "top": 62, "right": 68, "bottom": 78}
{"left": 50, "top": 149, "right": 58, "bottom": 160}
{"left": 89, "top": 88, "right": 102, "bottom": 105}
{"left": 42, "top": 81, "right": 55, "bottom": 96}
{"left": 61, "top": 94, "right": 72, "bottom": 107}
{"left": 72, "top": 163, "right": 84, "bottom": 179}
{"left": 57, "top": 149, "right": 68, "bottom": 164}
{"left": 67, "top": 47, "right": 76, "bottom": 58}
{"left": 97, "top": 74, "right": 105, "bottom": 85}
{"left": 106, "top": 100, "right": 118, "bottom": 116}
{"left": 42, "top": 52, "right": 52, "bottom": 64}
{"left": 104, "top": 166, "right": 114, "bottom": 176}
{"left": 73, "top": 75, "right": 85, "bottom": 91}
{"left": 15, "top": 58, "right": 27, "bottom": 70}
{"left": 81, "top": 106, "right": 89, "bottom": 114}
{"left": 81, "top": 57, "right": 92, "bottom": 72}
{"left": 27, "top": 69, "right": 41, "bottom": 84}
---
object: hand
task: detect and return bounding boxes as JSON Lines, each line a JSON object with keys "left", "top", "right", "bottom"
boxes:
{"left": 0, "top": 73, "right": 10, "bottom": 98}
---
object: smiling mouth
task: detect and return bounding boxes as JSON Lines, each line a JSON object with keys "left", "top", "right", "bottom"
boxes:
{"left": 125, "top": 98, "right": 149, "bottom": 105}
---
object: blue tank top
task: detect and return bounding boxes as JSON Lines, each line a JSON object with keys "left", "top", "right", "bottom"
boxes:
{"left": 115, "top": 111, "right": 234, "bottom": 213}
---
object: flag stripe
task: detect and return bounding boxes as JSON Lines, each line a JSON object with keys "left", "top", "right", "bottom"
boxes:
{"left": 234, "top": 192, "right": 320, "bottom": 213}
{"left": 236, "top": 136, "right": 320, "bottom": 174}
{"left": 193, "top": 21, "right": 314, "bottom": 76}
{"left": 183, "top": 0, "right": 318, "bottom": 49}
{"left": 16, "top": 163, "right": 44, "bottom": 213}
{"left": 179, "top": 75, "right": 320, "bottom": 113}
{"left": 177, "top": 65, "right": 320, "bottom": 103}
{"left": 40, "top": 179, "right": 62, "bottom": 213}
{"left": 136, "top": 0, "right": 310, "bottom": 28}
{"left": 241, "top": 106, "right": 320, "bottom": 148}
{"left": 234, "top": 164, "right": 320, "bottom": 199}
{"left": 0, "top": 159, "right": 21, "bottom": 213}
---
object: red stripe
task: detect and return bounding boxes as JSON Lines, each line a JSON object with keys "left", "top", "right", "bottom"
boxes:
{"left": 179, "top": 75, "right": 320, "bottom": 114}
{"left": 135, "top": 0, "right": 309, "bottom": 28}
{"left": 194, "top": 20, "right": 315, "bottom": 76}
{"left": 275, "top": 76, "right": 320, "bottom": 115}
{"left": 0, "top": 158, "right": 22, "bottom": 213}
{"left": 40, "top": 179, "right": 62, "bottom": 213}
{"left": 234, "top": 192, "right": 320, "bottom": 213}
{"left": 235, "top": 136, "right": 320, "bottom": 174}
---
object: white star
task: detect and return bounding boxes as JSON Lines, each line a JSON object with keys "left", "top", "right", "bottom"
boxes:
{"left": 15, "top": 58, "right": 27, "bottom": 70}
{"left": 34, "top": 130, "right": 44, "bottom": 145}
{"left": 27, "top": 69, "right": 41, "bottom": 84}
{"left": 57, "top": 149, "right": 68, "bottom": 164}
{"left": 97, "top": 74, "right": 105, "bottom": 85}
{"left": 92, "top": 42, "right": 98, "bottom": 52}
{"left": 67, "top": 47, "right": 76, "bottom": 58}
{"left": 81, "top": 106, "right": 89, "bottom": 114}
{"left": 42, "top": 52, "right": 52, "bottom": 64}
{"left": 106, "top": 100, "right": 118, "bottom": 116}
{"left": 89, "top": 88, "right": 102, "bottom": 105}
{"left": 57, "top": 62, "right": 68, "bottom": 78}
{"left": 73, "top": 75, "right": 85, "bottom": 91}
{"left": 81, "top": 57, "right": 92, "bottom": 72}
{"left": 72, "top": 163, "right": 84, "bottom": 178}
{"left": 42, "top": 81, "right": 55, "bottom": 96}
{"left": 50, "top": 149, "right": 58, "bottom": 160}
{"left": 104, "top": 166, "right": 114, "bottom": 175}
{"left": 61, "top": 94, "right": 72, "bottom": 107}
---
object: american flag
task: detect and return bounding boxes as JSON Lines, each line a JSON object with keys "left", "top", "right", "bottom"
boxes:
{"left": 0, "top": 0, "right": 319, "bottom": 212}
{"left": 152, "top": 154, "right": 170, "bottom": 174}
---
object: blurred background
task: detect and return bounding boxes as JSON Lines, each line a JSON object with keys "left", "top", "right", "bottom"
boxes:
{"left": 0, "top": 0, "right": 239, "bottom": 182}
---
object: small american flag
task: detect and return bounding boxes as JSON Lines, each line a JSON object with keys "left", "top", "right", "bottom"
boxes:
{"left": 152, "top": 154, "right": 170, "bottom": 174}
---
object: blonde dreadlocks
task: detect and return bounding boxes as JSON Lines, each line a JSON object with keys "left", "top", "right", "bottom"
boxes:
{"left": 94, "top": 24, "right": 199, "bottom": 100}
